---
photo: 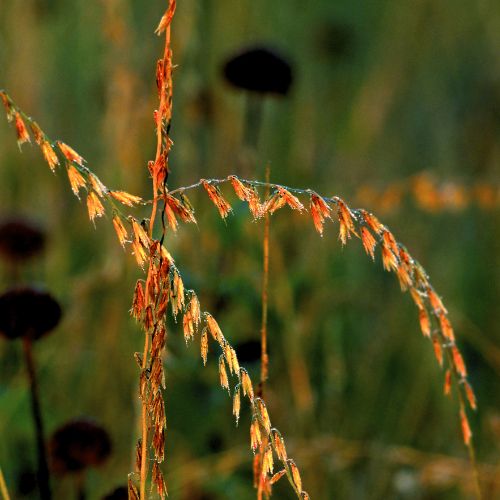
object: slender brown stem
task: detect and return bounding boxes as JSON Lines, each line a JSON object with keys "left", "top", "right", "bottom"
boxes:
{"left": 257, "top": 166, "right": 271, "bottom": 499}
{"left": 140, "top": 15, "right": 172, "bottom": 499}
{"left": 139, "top": 330, "right": 150, "bottom": 500}
{"left": 259, "top": 166, "right": 271, "bottom": 393}
{"left": 22, "top": 338, "right": 52, "bottom": 500}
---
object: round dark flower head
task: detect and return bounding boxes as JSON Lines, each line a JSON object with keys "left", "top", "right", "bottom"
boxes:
{"left": 50, "top": 419, "right": 112, "bottom": 475}
{"left": 223, "top": 46, "right": 293, "bottom": 96}
{"left": 0, "top": 218, "right": 45, "bottom": 262}
{"left": 0, "top": 286, "right": 62, "bottom": 341}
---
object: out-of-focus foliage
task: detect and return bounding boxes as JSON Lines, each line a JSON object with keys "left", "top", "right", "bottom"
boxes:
{"left": 0, "top": 0, "right": 499, "bottom": 498}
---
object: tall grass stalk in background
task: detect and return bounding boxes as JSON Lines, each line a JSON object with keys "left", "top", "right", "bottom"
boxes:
{"left": 0, "top": 1, "right": 482, "bottom": 498}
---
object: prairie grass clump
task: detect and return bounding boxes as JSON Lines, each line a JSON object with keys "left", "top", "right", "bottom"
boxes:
{"left": 0, "top": 1, "right": 488, "bottom": 499}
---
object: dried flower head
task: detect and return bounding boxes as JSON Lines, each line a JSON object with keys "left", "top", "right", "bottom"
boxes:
{"left": 0, "top": 287, "right": 62, "bottom": 341}
{"left": 49, "top": 418, "right": 112, "bottom": 474}
{"left": 0, "top": 218, "right": 45, "bottom": 262}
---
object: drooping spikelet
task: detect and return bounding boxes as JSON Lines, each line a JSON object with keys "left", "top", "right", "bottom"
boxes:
{"left": 67, "top": 164, "right": 87, "bottom": 198}
{"left": 202, "top": 180, "right": 232, "bottom": 218}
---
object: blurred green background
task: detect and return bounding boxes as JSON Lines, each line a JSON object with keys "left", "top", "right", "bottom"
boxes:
{"left": 0, "top": 0, "right": 499, "bottom": 498}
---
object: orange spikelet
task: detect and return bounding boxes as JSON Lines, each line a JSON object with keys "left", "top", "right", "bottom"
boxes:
{"left": 67, "top": 164, "right": 87, "bottom": 198}
{"left": 382, "top": 230, "right": 398, "bottom": 256}
{"left": 41, "top": 141, "right": 59, "bottom": 171}
{"left": 464, "top": 381, "right": 477, "bottom": 410}
{"left": 336, "top": 198, "right": 356, "bottom": 245}
{"left": 14, "top": 112, "right": 30, "bottom": 146}
{"left": 219, "top": 356, "right": 229, "bottom": 392}
{"left": 410, "top": 288, "right": 424, "bottom": 310}
{"left": 200, "top": 328, "right": 208, "bottom": 365}
{"left": 289, "top": 460, "right": 302, "bottom": 492}
{"left": 229, "top": 175, "right": 252, "bottom": 201}
{"left": 110, "top": 190, "right": 143, "bottom": 206}
{"left": 460, "top": 408, "right": 472, "bottom": 445}
{"left": 264, "top": 192, "right": 287, "bottom": 214}
{"left": 396, "top": 247, "right": 413, "bottom": 290}
{"left": 263, "top": 446, "right": 274, "bottom": 476}
{"left": 112, "top": 215, "right": 129, "bottom": 247}
{"left": 310, "top": 193, "right": 331, "bottom": 236}
{"left": 57, "top": 141, "right": 84, "bottom": 166}
{"left": 131, "top": 280, "right": 145, "bottom": 320}
{"left": 444, "top": 369, "right": 452, "bottom": 395}
{"left": 155, "top": 0, "right": 176, "bottom": 36}
{"left": 230, "top": 347, "right": 240, "bottom": 375}
{"left": 166, "top": 194, "right": 196, "bottom": 224}
{"left": 438, "top": 312, "right": 455, "bottom": 341}
{"left": 89, "top": 173, "right": 107, "bottom": 197}
{"left": 452, "top": 345, "right": 467, "bottom": 377}
{"left": 131, "top": 219, "right": 150, "bottom": 248}
{"left": 418, "top": 309, "right": 431, "bottom": 337}
{"left": 202, "top": 180, "right": 232, "bottom": 218}
{"left": 189, "top": 294, "right": 201, "bottom": 328}
{"left": 277, "top": 186, "right": 304, "bottom": 211}
{"left": 164, "top": 202, "right": 178, "bottom": 231}
{"left": 247, "top": 187, "right": 262, "bottom": 218}
{"left": 182, "top": 311, "right": 194, "bottom": 343}
{"left": 432, "top": 336, "right": 443, "bottom": 365}
{"left": 272, "top": 430, "right": 287, "bottom": 462}
{"left": 428, "top": 287, "right": 447, "bottom": 314}
{"left": 257, "top": 399, "right": 271, "bottom": 434}
{"left": 381, "top": 244, "right": 398, "bottom": 272}
{"left": 0, "top": 91, "right": 14, "bottom": 121}
{"left": 86, "top": 191, "right": 105, "bottom": 222}
{"left": 270, "top": 469, "right": 286, "bottom": 485}
{"left": 361, "top": 227, "right": 377, "bottom": 260}
{"left": 360, "top": 209, "right": 384, "bottom": 234}
{"left": 250, "top": 419, "right": 262, "bottom": 452}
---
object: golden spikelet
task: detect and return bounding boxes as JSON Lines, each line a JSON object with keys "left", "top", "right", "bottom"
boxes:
{"left": 155, "top": 0, "right": 176, "bottom": 36}
{"left": 241, "top": 368, "right": 254, "bottom": 401}
{"left": 112, "top": 215, "right": 129, "bottom": 247}
{"left": 263, "top": 446, "right": 274, "bottom": 476}
{"left": 428, "top": 287, "right": 447, "bottom": 314}
{"left": 86, "top": 191, "right": 105, "bottom": 222}
{"left": 200, "top": 328, "right": 208, "bottom": 365}
{"left": 219, "top": 355, "right": 230, "bottom": 392}
{"left": 229, "top": 175, "right": 252, "bottom": 201}
{"left": 67, "top": 164, "right": 87, "bottom": 198}
{"left": 131, "top": 280, "right": 145, "bottom": 320}
{"left": 57, "top": 140, "right": 84, "bottom": 166}
{"left": 250, "top": 418, "right": 262, "bottom": 452}
{"left": 257, "top": 399, "right": 271, "bottom": 434}
{"left": 41, "top": 140, "right": 59, "bottom": 171}
{"left": 289, "top": 460, "right": 302, "bottom": 492}
{"left": 233, "top": 386, "right": 241, "bottom": 425}
{"left": 336, "top": 198, "right": 357, "bottom": 245}
{"left": 89, "top": 173, "right": 107, "bottom": 197}
{"left": 272, "top": 430, "right": 287, "bottom": 462}
{"left": 110, "top": 190, "right": 143, "bottom": 206}
{"left": 205, "top": 313, "right": 223, "bottom": 344}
